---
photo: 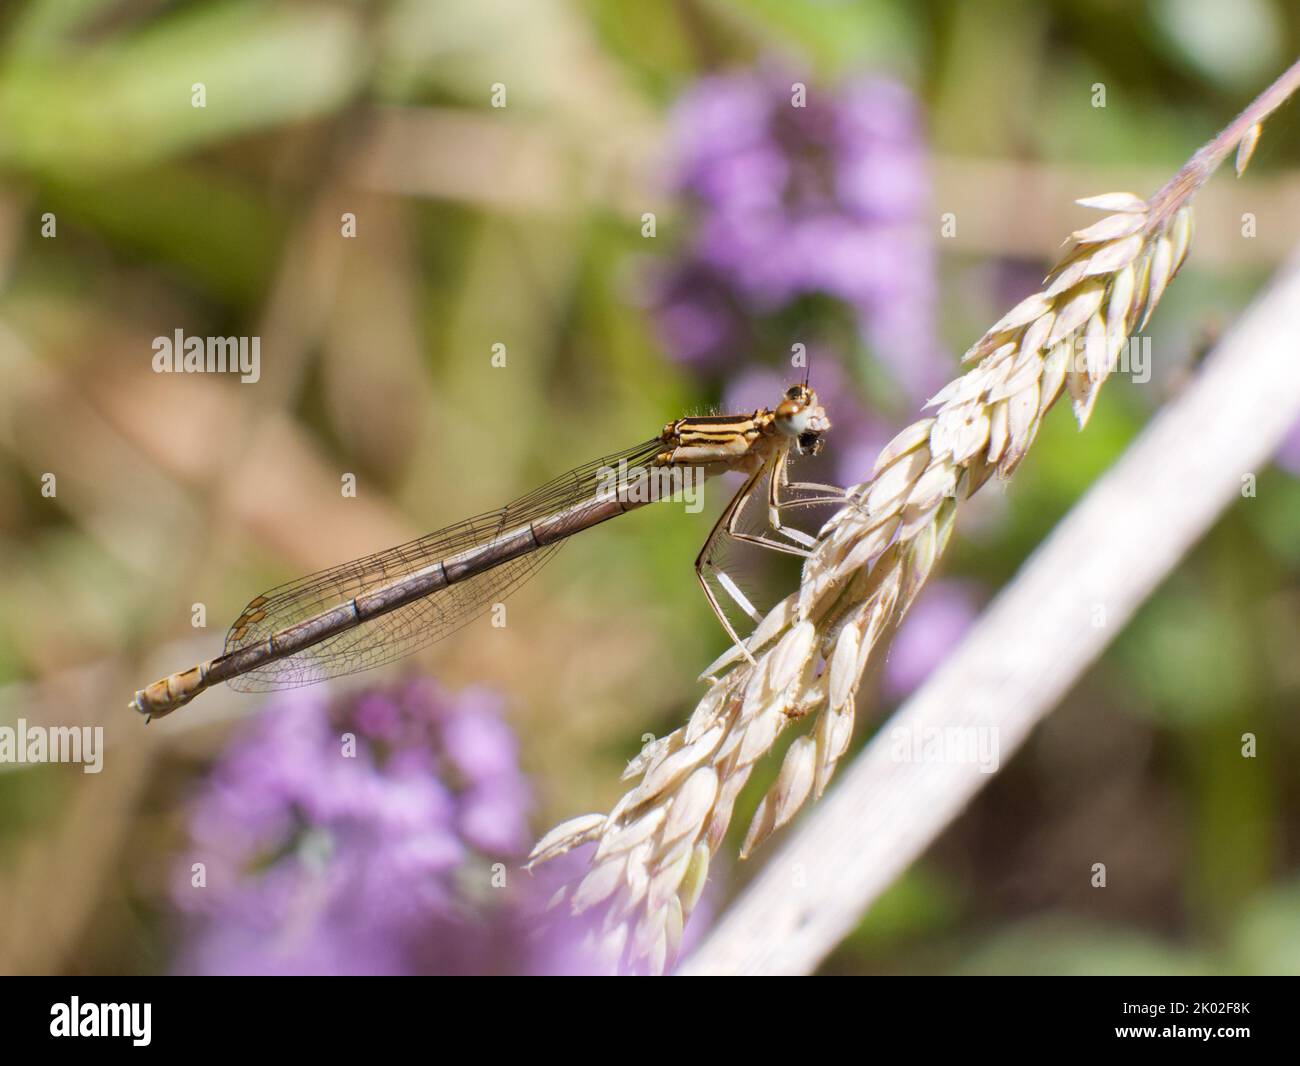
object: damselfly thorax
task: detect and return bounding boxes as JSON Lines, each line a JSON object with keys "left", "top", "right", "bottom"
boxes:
{"left": 131, "top": 384, "right": 839, "bottom": 719}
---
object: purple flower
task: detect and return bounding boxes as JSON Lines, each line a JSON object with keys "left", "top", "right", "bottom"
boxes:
{"left": 1278, "top": 418, "right": 1300, "bottom": 477}
{"left": 648, "top": 259, "right": 753, "bottom": 371}
{"left": 521, "top": 844, "right": 724, "bottom": 976}
{"left": 655, "top": 68, "right": 945, "bottom": 404}
{"left": 883, "top": 581, "right": 981, "bottom": 700}
{"left": 172, "top": 679, "right": 596, "bottom": 975}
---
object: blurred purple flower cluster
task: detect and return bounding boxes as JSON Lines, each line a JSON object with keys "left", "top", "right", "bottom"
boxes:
{"left": 882, "top": 580, "right": 981, "bottom": 700}
{"left": 172, "top": 679, "right": 592, "bottom": 975}
{"left": 656, "top": 69, "right": 945, "bottom": 406}
{"left": 1280, "top": 422, "right": 1300, "bottom": 477}
{"left": 651, "top": 68, "right": 978, "bottom": 687}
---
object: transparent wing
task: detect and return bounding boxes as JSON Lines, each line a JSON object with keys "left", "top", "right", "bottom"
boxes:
{"left": 223, "top": 438, "right": 664, "bottom": 691}
{"left": 227, "top": 542, "right": 565, "bottom": 692}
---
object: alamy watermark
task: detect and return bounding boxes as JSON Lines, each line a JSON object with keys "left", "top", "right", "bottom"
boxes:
{"left": 1073, "top": 333, "right": 1151, "bottom": 383}
{"left": 50, "top": 998, "right": 150, "bottom": 1046}
{"left": 0, "top": 719, "right": 103, "bottom": 774}
{"left": 597, "top": 459, "right": 706, "bottom": 514}
{"left": 152, "top": 329, "right": 260, "bottom": 383}
{"left": 889, "top": 724, "right": 1000, "bottom": 774}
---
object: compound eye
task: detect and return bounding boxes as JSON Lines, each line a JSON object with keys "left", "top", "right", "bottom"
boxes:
{"left": 786, "top": 385, "right": 806, "bottom": 402}
{"left": 797, "top": 430, "right": 820, "bottom": 452}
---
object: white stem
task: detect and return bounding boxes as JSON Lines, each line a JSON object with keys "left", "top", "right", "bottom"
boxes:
{"left": 679, "top": 250, "right": 1300, "bottom": 976}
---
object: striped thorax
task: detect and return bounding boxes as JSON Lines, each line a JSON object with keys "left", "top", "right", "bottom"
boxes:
{"left": 658, "top": 384, "right": 829, "bottom": 470}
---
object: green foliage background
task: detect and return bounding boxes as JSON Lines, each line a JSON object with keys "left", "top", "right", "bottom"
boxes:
{"left": 0, "top": 0, "right": 1297, "bottom": 975}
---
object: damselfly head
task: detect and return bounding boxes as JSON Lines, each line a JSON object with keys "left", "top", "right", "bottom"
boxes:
{"left": 776, "top": 383, "right": 830, "bottom": 456}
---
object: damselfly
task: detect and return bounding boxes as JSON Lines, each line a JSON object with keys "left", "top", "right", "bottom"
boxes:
{"left": 131, "top": 384, "right": 839, "bottom": 719}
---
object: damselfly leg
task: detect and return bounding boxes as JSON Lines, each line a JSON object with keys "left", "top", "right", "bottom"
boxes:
{"left": 695, "top": 450, "right": 847, "bottom": 661}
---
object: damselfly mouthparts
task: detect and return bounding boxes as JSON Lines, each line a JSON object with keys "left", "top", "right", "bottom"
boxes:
{"left": 131, "top": 384, "right": 840, "bottom": 719}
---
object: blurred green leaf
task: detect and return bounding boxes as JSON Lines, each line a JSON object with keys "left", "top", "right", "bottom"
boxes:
{"left": 4, "top": 0, "right": 123, "bottom": 57}
{"left": 1231, "top": 880, "right": 1300, "bottom": 975}
{"left": 0, "top": 0, "right": 362, "bottom": 177}
{"left": 1151, "top": 0, "right": 1285, "bottom": 92}
{"left": 953, "top": 915, "right": 1220, "bottom": 976}
{"left": 1244, "top": 469, "right": 1300, "bottom": 567}
{"left": 845, "top": 866, "right": 963, "bottom": 950}
{"left": 716, "top": 0, "right": 920, "bottom": 79}
{"left": 39, "top": 164, "right": 284, "bottom": 306}
{"left": 1116, "top": 579, "right": 1253, "bottom": 726}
